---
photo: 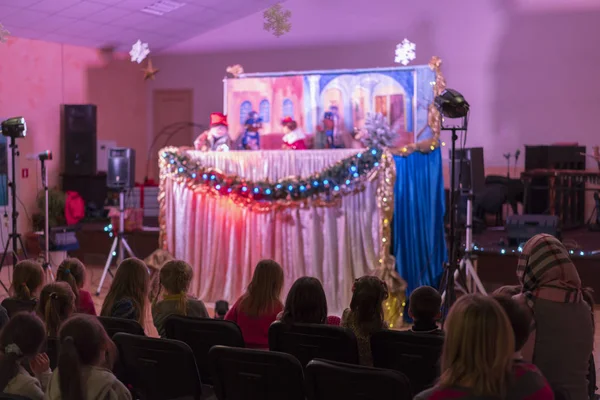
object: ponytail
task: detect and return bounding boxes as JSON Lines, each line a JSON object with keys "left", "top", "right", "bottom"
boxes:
{"left": 14, "top": 282, "right": 31, "bottom": 301}
{"left": 45, "top": 293, "right": 62, "bottom": 337}
{"left": 58, "top": 337, "right": 84, "bottom": 400}
{"left": 57, "top": 268, "right": 80, "bottom": 304}
{"left": 177, "top": 292, "right": 188, "bottom": 316}
{"left": 0, "top": 347, "right": 22, "bottom": 391}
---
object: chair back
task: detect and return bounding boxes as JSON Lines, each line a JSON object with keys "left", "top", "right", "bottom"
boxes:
{"left": 98, "top": 316, "right": 145, "bottom": 338}
{"left": 45, "top": 337, "right": 59, "bottom": 370}
{"left": 208, "top": 345, "right": 304, "bottom": 400}
{"left": 113, "top": 333, "right": 202, "bottom": 400}
{"left": 164, "top": 315, "right": 244, "bottom": 384}
{"left": 371, "top": 330, "right": 444, "bottom": 394}
{"left": 305, "top": 359, "right": 411, "bottom": 400}
{"left": 1, "top": 298, "right": 36, "bottom": 318}
{"left": 269, "top": 322, "right": 359, "bottom": 367}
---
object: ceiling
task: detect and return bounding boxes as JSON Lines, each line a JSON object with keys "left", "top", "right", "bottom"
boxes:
{"left": 165, "top": 0, "right": 431, "bottom": 53}
{"left": 0, "top": 0, "right": 280, "bottom": 51}
{"left": 2, "top": 0, "right": 598, "bottom": 54}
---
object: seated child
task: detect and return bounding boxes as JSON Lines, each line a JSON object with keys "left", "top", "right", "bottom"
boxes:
{"left": 152, "top": 260, "right": 209, "bottom": 337}
{"left": 341, "top": 276, "right": 388, "bottom": 366}
{"left": 47, "top": 314, "right": 131, "bottom": 400}
{"left": 56, "top": 257, "right": 97, "bottom": 315}
{"left": 214, "top": 300, "right": 229, "bottom": 319}
{"left": 100, "top": 258, "right": 149, "bottom": 329}
{"left": 37, "top": 282, "right": 76, "bottom": 337}
{"left": 493, "top": 285, "right": 521, "bottom": 297}
{"left": 225, "top": 260, "right": 284, "bottom": 348}
{"left": 0, "top": 313, "right": 51, "bottom": 400}
{"left": 408, "top": 286, "right": 443, "bottom": 335}
{"left": 1, "top": 260, "right": 44, "bottom": 317}
{"left": 491, "top": 294, "right": 534, "bottom": 360}
{"left": 278, "top": 276, "right": 340, "bottom": 326}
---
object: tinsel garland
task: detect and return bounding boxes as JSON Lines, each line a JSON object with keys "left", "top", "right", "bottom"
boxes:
{"left": 159, "top": 147, "right": 383, "bottom": 211}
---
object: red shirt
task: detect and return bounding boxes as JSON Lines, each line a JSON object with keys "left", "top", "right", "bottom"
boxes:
{"left": 77, "top": 289, "right": 97, "bottom": 316}
{"left": 225, "top": 298, "right": 283, "bottom": 349}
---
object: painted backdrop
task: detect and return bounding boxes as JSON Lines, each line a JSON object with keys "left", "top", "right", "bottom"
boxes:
{"left": 224, "top": 66, "right": 435, "bottom": 147}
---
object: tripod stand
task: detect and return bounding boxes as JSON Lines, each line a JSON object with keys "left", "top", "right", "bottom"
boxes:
{"left": 96, "top": 190, "right": 135, "bottom": 295}
{"left": 0, "top": 137, "right": 28, "bottom": 292}
{"left": 39, "top": 155, "right": 54, "bottom": 280}
{"left": 441, "top": 191, "right": 486, "bottom": 303}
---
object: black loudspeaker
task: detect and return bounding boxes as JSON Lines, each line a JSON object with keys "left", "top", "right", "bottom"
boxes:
{"left": 506, "top": 214, "right": 560, "bottom": 246}
{"left": 107, "top": 148, "right": 135, "bottom": 190}
{"left": 63, "top": 104, "right": 97, "bottom": 176}
{"left": 449, "top": 147, "right": 485, "bottom": 194}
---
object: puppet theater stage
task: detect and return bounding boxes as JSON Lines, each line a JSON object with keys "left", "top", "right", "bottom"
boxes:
{"left": 158, "top": 58, "right": 448, "bottom": 325}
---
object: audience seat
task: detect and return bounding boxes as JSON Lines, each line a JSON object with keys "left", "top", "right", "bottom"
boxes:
{"left": 0, "top": 394, "right": 33, "bottom": 400}
{"left": 113, "top": 333, "right": 203, "bottom": 400}
{"left": 98, "top": 316, "right": 145, "bottom": 338}
{"left": 305, "top": 359, "right": 411, "bottom": 400}
{"left": 164, "top": 315, "right": 245, "bottom": 385}
{"left": 208, "top": 345, "right": 304, "bottom": 400}
{"left": 268, "top": 322, "right": 359, "bottom": 367}
{"left": 371, "top": 330, "right": 444, "bottom": 394}
{"left": 1, "top": 298, "right": 36, "bottom": 318}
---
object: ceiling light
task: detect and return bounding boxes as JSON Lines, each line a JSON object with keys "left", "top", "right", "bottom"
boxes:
{"left": 141, "top": 0, "right": 186, "bottom": 16}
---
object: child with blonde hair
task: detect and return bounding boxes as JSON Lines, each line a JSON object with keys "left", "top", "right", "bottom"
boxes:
{"left": 414, "top": 294, "right": 552, "bottom": 400}
{"left": 0, "top": 313, "right": 51, "bottom": 400}
{"left": 152, "top": 260, "right": 209, "bottom": 337}
{"left": 225, "top": 259, "right": 284, "bottom": 348}
{"left": 47, "top": 314, "right": 131, "bottom": 400}
{"left": 56, "top": 257, "right": 97, "bottom": 315}
{"left": 37, "top": 282, "right": 76, "bottom": 337}
{"left": 100, "top": 258, "right": 149, "bottom": 328}
{"left": 1, "top": 260, "right": 44, "bottom": 317}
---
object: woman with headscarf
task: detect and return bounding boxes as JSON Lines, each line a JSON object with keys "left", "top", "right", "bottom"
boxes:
{"left": 515, "top": 233, "right": 594, "bottom": 400}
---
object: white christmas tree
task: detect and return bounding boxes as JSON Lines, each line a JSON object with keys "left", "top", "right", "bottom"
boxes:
{"left": 361, "top": 113, "right": 396, "bottom": 148}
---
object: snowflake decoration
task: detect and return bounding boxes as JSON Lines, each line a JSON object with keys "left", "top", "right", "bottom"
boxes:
{"left": 129, "top": 40, "right": 150, "bottom": 64}
{"left": 263, "top": 3, "right": 292, "bottom": 37}
{"left": 0, "top": 23, "right": 10, "bottom": 43}
{"left": 394, "top": 39, "right": 416, "bottom": 66}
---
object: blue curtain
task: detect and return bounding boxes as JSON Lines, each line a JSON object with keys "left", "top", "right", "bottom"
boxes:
{"left": 392, "top": 148, "right": 447, "bottom": 320}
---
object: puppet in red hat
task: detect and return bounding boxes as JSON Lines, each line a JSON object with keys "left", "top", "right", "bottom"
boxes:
{"left": 281, "top": 116, "right": 306, "bottom": 150}
{"left": 194, "top": 112, "right": 232, "bottom": 151}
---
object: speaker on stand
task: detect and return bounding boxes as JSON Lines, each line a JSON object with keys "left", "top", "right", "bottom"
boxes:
{"left": 96, "top": 148, "right": 137, "bottom": 295}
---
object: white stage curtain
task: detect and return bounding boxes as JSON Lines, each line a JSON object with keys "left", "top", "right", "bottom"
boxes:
{"left": 161, "top": 149, "right": 382, "bottom": 314}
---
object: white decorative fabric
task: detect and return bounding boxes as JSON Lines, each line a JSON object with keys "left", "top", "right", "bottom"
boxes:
{"left": 162, "top": 149, "right": 381, "bottom": 313}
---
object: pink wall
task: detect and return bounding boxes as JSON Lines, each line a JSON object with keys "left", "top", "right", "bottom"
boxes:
{"left": 150, "top": 0, "right": 600, "bottom": 170}
{"left": 0, "top": 37, "right": 147, "bottom": 234}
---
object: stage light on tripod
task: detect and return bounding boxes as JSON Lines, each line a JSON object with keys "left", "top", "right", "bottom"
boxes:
{"left": 1, "top": 117, "right": 27, "bottom": 138}
{"left": 37, "top": 151, "right": 52, "bottom": 161}
{"left": 435, "top": 89, "right": 470, "bottom": 118}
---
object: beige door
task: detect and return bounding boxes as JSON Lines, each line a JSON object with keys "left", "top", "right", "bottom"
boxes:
{"left": 151, "top": 89, "right": 193, "bottom": 181}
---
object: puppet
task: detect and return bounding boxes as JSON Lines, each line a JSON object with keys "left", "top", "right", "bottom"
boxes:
{"left": 240, "top": 111, "right": 262, "bottom": 150}
{"left": 281, "top": 116, "right": 306, "bottom": 150}
{"left": 194, "top": 112, "right": 231, "bottom": 152}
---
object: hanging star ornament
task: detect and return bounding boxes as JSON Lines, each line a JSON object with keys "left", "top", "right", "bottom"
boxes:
{"left": 394, "top": 39, "right": 416, "bottom": 66}
{"left": 130, "top": 39, "right": 150, "bottom": 64}
{"left": 142, "top": 58, "right": 159, "bottom": 81}
{"left": 263, "top": 3, "right": 292, "bottom": 37}
{"left": 0, "top": 23, "right": 10, "bottom": 43}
